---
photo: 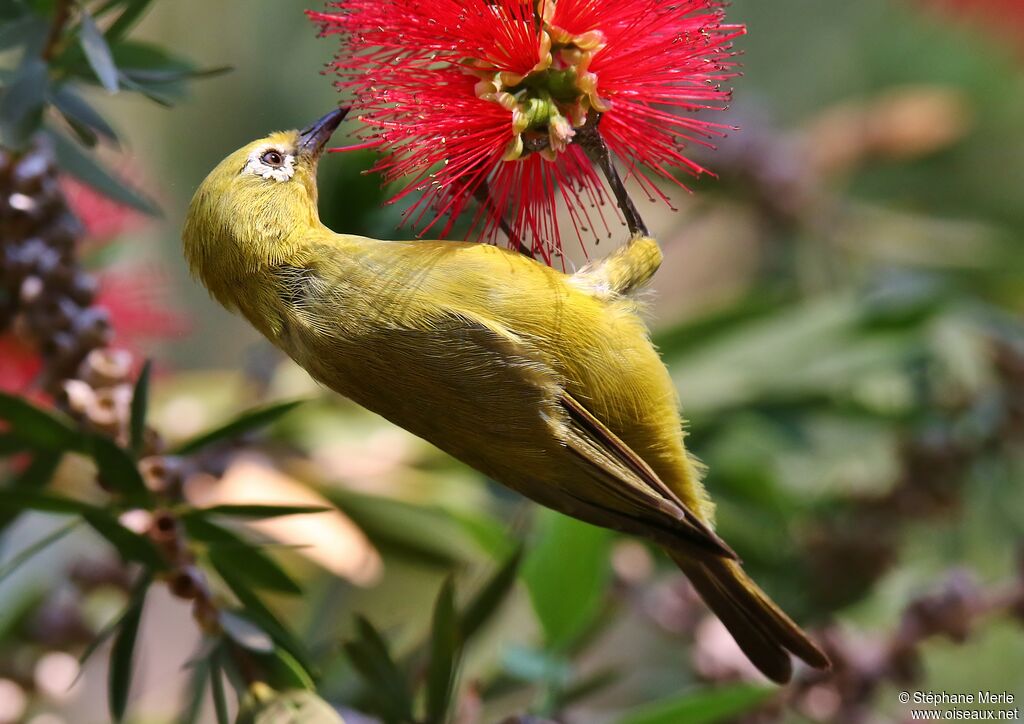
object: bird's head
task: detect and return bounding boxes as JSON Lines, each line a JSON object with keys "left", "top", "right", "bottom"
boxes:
{"left": 182, "top": 107, "right": 347, "bottom": 300}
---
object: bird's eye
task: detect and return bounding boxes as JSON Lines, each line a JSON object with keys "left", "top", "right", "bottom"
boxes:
{"left": 261, "top": 150, "right": 285, "bottom": 167}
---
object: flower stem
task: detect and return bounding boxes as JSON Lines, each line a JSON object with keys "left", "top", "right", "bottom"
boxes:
{"left": 473, "top": 180, "right": 535, "bottom": 258}
{"left": 577, "top": 119, "right": 650, "bottom": 238}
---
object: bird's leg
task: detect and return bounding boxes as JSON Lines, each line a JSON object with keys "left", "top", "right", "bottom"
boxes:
{"left": 472, "top": 180, "right": 534, "bottom": 258}
{"left": 576, "top": 117, "right": 651, "bottom": 239}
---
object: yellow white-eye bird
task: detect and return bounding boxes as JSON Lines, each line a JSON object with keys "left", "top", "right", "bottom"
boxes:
{"left": 182, "top": 108, "right": 830, "bottom": 683}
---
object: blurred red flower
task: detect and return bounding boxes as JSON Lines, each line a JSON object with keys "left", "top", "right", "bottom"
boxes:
{"left": 1, "top": 178, "right": 187, "bottom": 396}
{"left": 0, "top": 336, "right": 43, "bottom": 395}
{"left": 59, "top": 175, "right": 144, "bottom": 242}
{"left": 919, "top": 0, "right": 1024, "bottom": 46}
{"left": 311, "top": 0, "right": 743, "bottom": 263}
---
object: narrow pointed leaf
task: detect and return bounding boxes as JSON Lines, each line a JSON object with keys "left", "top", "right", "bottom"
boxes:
{"left": 345, "top": 616, "right": 414, "bottom": 723}
{"left": 193, "top": 504, "right": 331, "bottom": 519}
{"left": 173, "top": 399, "right": 306, "bottom": 454}
{"left": 178, "top": 654, "right": 209, "bottom": 724}
{"left": 426, "top": 577, "right": 461, "bottom": 724}
{"left": 105, "top": 0, "right": 157, "bottom": 43}
{"left": 220, "top": 610, "right": 274, "bottom": 653}
{"left": 185, "top": 516, "right": 302, "bottom": 594}
{"left": 79, "top": 9, "right": 119, "bottom": 92}
{"left": 108, "top": 574, "right": 151, "bottom": 722}
{"left": 210, "top": 649, "right": 230, "bottom": 724}
{"left": 129, "top": 359, "right": 151, "bottom": 457}
{"left": 259, "top": 648, "right": 316, "bottom": 691}
{"left": 0, "top": 14, "right": 48, "bottom": 53}
{"left": 50, "top": 85, "right": 118, "bottom": 143}
{"left": 86, "top": 433, "right": 152, "bottom": 504}
{"left": 460, "top": 548, "right": 522, "bottom": 640}
{"left": 0, "top": 391, "right": 80, "bottom": 451}
{"left": 213, "top": 561, "right": 313, "bottom": 670}
{"left": 0, "top": 490, "right": 96, "bottom": 515}
{"left": 208, "top": 545, "right": 302, "bottom": 595}
{"left": 82, "top": 511, "right": 165, "bottom": 569}
{"left": 49, "top": 129, "right": 160, "bottom": 214}
{"left": 0, "top": 57, "right": 48, "bottom": 147}
{"left": 0, "top": 519, "right": 80, "bottom": 583}
{"left": 522, "top": 511, "right": 612, "bottom": 650}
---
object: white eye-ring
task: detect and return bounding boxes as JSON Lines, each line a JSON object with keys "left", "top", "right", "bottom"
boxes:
{"left": 243, "top": 146, "right": 295, "bottom": 182}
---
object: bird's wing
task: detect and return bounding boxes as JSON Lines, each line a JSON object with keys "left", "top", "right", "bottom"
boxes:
{"left": 556, "top": 392, "right": 737, "bottom": 560}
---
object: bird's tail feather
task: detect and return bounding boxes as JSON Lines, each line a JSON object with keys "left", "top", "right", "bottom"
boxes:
{"left": 669, "top": 551, "right": 830, "bottom": 683}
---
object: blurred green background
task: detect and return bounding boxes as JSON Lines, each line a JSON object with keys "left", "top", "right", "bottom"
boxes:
{"left": 2, "top": 0, "right": 1023, "bottom": 722}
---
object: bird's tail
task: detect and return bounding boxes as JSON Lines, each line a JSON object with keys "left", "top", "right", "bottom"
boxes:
{"left": 572, "top": 235, "right": 663, "bottom": 298}
{"left": 669, "top": 550, "right": 830, "bottom": 683}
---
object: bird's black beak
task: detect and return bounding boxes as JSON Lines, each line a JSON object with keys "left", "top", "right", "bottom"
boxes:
{"left": 297, "top": 107, "right": 349, "bottom": 158}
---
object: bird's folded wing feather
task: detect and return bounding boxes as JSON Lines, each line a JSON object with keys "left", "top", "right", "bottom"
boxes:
{"left": 557, "top": 393, "right": 737, "bottom": 560}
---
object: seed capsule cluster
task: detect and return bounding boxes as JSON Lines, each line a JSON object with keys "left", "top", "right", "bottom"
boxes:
{"left": 0, "top": 137, "right": 113, "bottom": 396}
{"left": 1, "top": 137, "right": 227, "bottom": 640}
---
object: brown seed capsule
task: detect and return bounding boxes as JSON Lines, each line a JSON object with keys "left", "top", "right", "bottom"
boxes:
{"left": 139, "top": 455, "right": 185, "bottom": 496}
{"left": 148, "top": 510, "right": 184, "bottom": 559}
{"left": 169, "top": 566, "right": 206, "bottom": 600}
{"left": 59, "top": 379, "right": 96, "bottom": 416}
{"left": 79, "top": 348, "right": 134, "bottom": 388}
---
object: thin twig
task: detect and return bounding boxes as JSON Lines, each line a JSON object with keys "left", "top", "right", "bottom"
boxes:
{"left": 473, "top": 180, "right": 534, "bottom": 258}
{"left": 42, "top": 0, "right": 74, "bottom": 61}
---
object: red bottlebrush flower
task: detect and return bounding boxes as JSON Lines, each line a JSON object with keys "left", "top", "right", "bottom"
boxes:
{"left": 0, "top": 335, "right": 43, "bottom": 395}
{"left": 311, "top": 0, "right": 744, "bottom": 263}
{"left": 95, "top": 266, "right": 191, "bottom": 348}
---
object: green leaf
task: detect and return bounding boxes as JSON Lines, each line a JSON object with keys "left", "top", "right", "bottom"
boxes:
{"left": 104, "top": 0, "right": 156, "bottom": 43}
{"left": 0, "top": 454, "right": 65, "bottom": 532}
{"left": 344, "top": 616, "right": 414, "bottom": 724}
{"left": 78, "top": 8, "right": 119, "bottom": 92}
{"left": 208, "top": 544, "right": 302, "bottom": 596}
{"left": 0, "top": 13, "right": 47, "bottom": 53}
{"left": 213, "top": 560, "right": 313, "bottom": 671}
{"left": 173, "top": 399, "right": 306, "bottom": 455}
{"left": 0, "top": 490, "right": 96, "bottom": 515}
{"left": 325, "top": 489, "right": 477, "bottom": 566}
{"left": 0, "top": 519, "right": 79, "bottom": 584}
{"left": 0, "top": 434, "right": 28, "bottom": 455}
{"left": 50, "top": 85, "right": 118, "bottom": 143}
{"left": 193, "top": 504, "right": 331, "bottom": 519}
{"left": 220, "top": 610, "right": 274, "bottom": 653}
{"left": 82, "top": 511, "right": 165, "bottom": 569}
{"left": 12, "top": 453, "right": 63, "bottom": 487}
{"left": 255, "top": 647, "right": 316, "bottom": 692}
{"left": 129, "top": 360, "right": 151, "bottom": 457}
{"left": 178, "top": 652, "right": 209, "bottom": 724}
{"left": 616, "top": 684, "right": 774, "bottom": 724}
{"left": 184, "top": 516, "right": 302, "bottom": 594}
{"left": 49, "top": 129, "right": 160, "bottom": 214}
{"left": 426, "top": 577, "right": 461, "bottom": 724}
{"left": 0, "top": 58, "right": 47, "bottom": 147}
{"left": 108, "top": 574, "right": 150, "bottom": 722}
{"left": 210, "top": 648, "right": 230, "bottom": 724}
{"left": 86, "top": 434, "right": 152, "bottom": 504}
{"left": 522, "top": 510, "right": 612, "bottom": 650}
{"left": 460, "top": 547, "right": 522, "bottom": 641}
{"left": 0, "top": 391, "right": 81, "bottom": 451}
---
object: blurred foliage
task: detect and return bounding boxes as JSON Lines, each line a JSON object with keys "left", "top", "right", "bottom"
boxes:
{"left": 1, "top": 0, "right": 1024, "bottom": 723}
